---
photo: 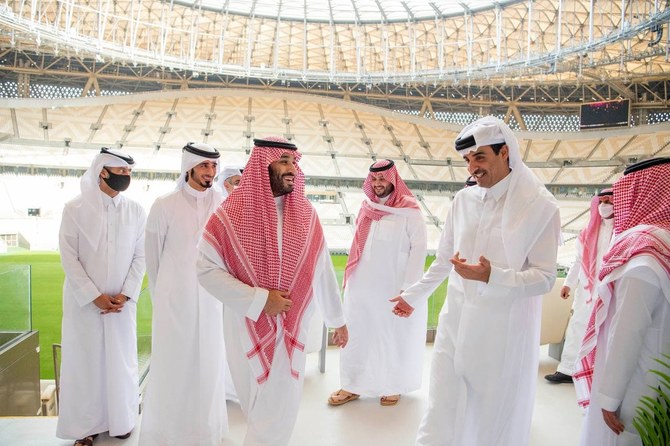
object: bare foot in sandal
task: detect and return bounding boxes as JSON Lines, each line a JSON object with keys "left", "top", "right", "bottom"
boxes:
{"left": 74, "top": 433, "right": 98, "bottom": 446}
{"left": 380, "top": 394, "right": 401, "bottom": 406}
{"left": 328, "top": 389, "right": 360, "bottom": 406}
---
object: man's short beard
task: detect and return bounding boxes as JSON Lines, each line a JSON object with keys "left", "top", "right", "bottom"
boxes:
{"left": 374, "top": 184, "right": 394, "bottom": 198}
{"left": 270, "top": 176, "right": 293, "bottom": 196}
{"left": 189, "top": 168, "right": 213, "bottom": 189}
{"left": 269, "top": 167, "right": 294, "bottom": 196}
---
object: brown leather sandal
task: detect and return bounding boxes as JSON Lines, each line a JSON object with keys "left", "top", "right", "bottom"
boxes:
{"left": 328, "top": 389, "right": 360, "bottom": 406}
{"left": 380, "top": 394, "right": 401, "bottom": 406}
{"left": 74, "top": 434, "right": 98, "bottom": 446}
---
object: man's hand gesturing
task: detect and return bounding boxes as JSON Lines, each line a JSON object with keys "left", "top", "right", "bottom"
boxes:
{"left": 264, "top": 290, "right": 292, "bottom": 316}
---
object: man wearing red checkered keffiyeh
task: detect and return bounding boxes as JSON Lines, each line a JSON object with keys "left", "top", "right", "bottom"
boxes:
{"left": 574, "top": 157, "right": 670, "bottom": 446}
{"left": 329, "top": 160, "right": 426, "bottom": 407}
{"left": 197, "top": 137, "right": 347, "bottom": 446}
{"left": 544, "top": 188, "right": 615, "bottom": 385}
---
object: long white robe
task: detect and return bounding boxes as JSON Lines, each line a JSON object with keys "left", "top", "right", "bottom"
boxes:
{"left": 559, "top": 218, "right": 613, "bottom": 376}
{"left": 57, "top": 192, "right": 146, "bottom": 440}
{"left": 402, "top": 173, "right": 560, "bottom": 446}
{"left": 340, "top": 201, "right": 427, "bottom": 396}
{"left": 579, "top": 244, "right": 670, "bottom": 446}
{"left": 139, "top": 185, "right": 227, "bottom": 446}
{"left": 197, "top": 199, "right": 345, "bottom": 446}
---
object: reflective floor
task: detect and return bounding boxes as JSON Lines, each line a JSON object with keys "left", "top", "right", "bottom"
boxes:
{"left": 0, "top": 345, "right": 583, "bottom": 446}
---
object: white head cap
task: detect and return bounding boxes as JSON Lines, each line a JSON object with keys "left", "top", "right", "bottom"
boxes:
{"left": 81, "top": 148, "right": 134, "bottom": 198}
{"left": 177, "top": 142, "right": 220, "bottom": 190}
{"left": 454, "top": 116, "right": 560, "bottom": 269}
{"left": 217, "top": 165, "right": 244, "bottom": 199}
{"left": 454, "top": 116, "right": 523, "bottom": 171}
{"left": 221, "top": 166, "right": 244, "bottom": 182}
{"left": 78, "top": 147, "right": 135, "bottom": 247}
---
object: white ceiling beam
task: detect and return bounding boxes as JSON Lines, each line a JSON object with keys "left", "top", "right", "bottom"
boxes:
{"left": 244, "top": 0, "right": 258, "bottom": 72}
{"left": 188, "top": 1, "right": 203, "bottom": 66}
{"left": 303, "top": 0, "right": 308, "bottom": 74}
{"left": 556, "top": 0, "right": 563, "bottom": 56}
{"left": 526, "top": 0, "right": 532, "bottom": 63}
{"left": 272, "top": 2, "right": 282, "bottom": 73}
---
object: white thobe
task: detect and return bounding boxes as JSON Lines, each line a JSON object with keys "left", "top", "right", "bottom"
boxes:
{"left": 139, "top": 185, "right": 227, "bottom": 446}
{"left": 579, "top": 251, "right": 670, "bottom": 446}
{"left": 402, "top": 173, "right": 560, "bottom": 446}
{"left": 340, "top": 200, "right": 427, "bottom": 396}
{"left": 197, "top": 198, "right": 345, "bottom": 446}
{"left": 558, "top": 218, "right": 613, "bottom": 376}
{"left": 56, "top": 192, "right": 146, "bottom": 440}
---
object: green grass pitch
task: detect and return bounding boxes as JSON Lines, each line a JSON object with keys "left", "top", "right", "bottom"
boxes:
{"left": 0, "top": 252, "right": 446, "bottom": 380}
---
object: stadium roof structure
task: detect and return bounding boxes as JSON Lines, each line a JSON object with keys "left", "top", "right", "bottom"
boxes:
{"left": 1, "top": 1, "right": 670, "bottom": 172}
{"left": 1, "top": 1, "right": 669, "bottom": 92}
{"left": 184, "top": 0, "right": 524, "bottom": 23}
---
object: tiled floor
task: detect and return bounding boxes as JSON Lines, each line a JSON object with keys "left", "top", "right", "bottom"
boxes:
{"left": 0, "top": 345, "right": 583, "bottom": 445}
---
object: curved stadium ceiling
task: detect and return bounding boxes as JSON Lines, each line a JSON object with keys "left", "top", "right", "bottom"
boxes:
{"left": 1, "top": 0, "right": 669, "bottom": 85}
{"left": 185, "top": 0, "right": 522, "bottom": 23}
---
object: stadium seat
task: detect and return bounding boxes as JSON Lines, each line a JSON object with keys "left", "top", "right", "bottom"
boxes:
{"left": 539, "top": 278, "right": 573, "bottom": 360}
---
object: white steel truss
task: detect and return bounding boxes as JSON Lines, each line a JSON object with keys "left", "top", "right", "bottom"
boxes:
{"left": 1, "top": 0, "right": 669, "bottom": 86}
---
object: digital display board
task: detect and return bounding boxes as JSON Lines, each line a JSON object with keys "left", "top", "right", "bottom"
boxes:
{"left": 579, "top": 99, "right": 630, "bottom": 130}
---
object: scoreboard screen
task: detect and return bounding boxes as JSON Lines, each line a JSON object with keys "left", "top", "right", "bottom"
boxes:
{"left": 579, "top": 99, "right": 630, "bottom": 130}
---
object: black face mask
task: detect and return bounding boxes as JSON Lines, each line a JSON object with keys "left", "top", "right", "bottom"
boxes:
{"left": 102, "top": 168, "right": 131, "bottom": 192}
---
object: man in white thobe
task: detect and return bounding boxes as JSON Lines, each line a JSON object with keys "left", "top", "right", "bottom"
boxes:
{"left": 197, "top": 137, "right": 348, "bottom": 446}
{"left": 392, "top": 117, "right": 561, "bottom": 446}
{"left": 57, "top": 148, "right": 146, "bottom": 446}
{"left": 330, "top": 159, "right": 427, "bottom": 407}
{"left": 139, "top": 142, "right": 227, "bottom": 446}
{"left": 575, "top": 157, "right": 670, "bottom": 446}
{"left": 545, "top": 189, "right": 614, "bottom": 384}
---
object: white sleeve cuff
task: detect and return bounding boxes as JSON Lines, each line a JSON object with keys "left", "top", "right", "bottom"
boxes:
{"left": 593, "top": 392, "right": 621, "bottom": 412}
{"left": 245, "top": 288, "right": 269, "bottom": 321}
{"left": 74, "top": 282, "right": 102, "bottom": 307}
{"left": 477, "top": 265, "right": 503, "bottom": 296}
{"left": 326, "top": 315, "right": 346, "bottom": 329}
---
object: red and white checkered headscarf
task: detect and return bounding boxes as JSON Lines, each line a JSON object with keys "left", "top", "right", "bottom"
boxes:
{"left": 343, "top": 159, "right": 419, "bottom": 288}
{"left": 577, "top": 189, "right": 612, "bottom": 295}
{"left": 574, "top": 159, "right": 670, "bottom": 408}
{"left": 202, "top": 137, "right": 324, "bottom": 384}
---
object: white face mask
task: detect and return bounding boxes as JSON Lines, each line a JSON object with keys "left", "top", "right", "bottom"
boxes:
{"left": 598, "top": 203, "right": 614, "bottom": 219}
